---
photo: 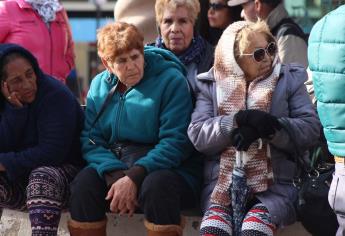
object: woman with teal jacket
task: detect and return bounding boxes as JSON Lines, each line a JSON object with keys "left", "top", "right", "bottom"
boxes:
{"left": 308, "top": 5, "right": 345, "bottom": 236}
{"left": 68, "top": 22, "right": 201, "bottom": 236}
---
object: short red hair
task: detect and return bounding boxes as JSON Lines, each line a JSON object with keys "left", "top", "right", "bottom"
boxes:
{"left": 97, "top": 22, "right": 144, "bottom": 63}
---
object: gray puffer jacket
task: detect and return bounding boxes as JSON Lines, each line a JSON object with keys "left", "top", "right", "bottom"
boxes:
{"left": 188, "top": 64, "right": 320, "bottom": 226}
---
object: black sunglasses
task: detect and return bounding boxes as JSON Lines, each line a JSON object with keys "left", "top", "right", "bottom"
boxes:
{"left": 241, "top": 42, "right": 277, "bottom": 62}
{"left": 209, "top": 3, "right": 229, "bottom": 10}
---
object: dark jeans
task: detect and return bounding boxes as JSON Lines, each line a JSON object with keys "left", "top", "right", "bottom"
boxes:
{"left": 69, "top": 167, "right": 196, "bottom": 225}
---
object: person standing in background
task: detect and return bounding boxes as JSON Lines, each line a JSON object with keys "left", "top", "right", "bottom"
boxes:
{"left": 308, "top": 5, "right": 345, "bottom": 236}
{"left": 227, "top": 0, "right": 308, "bottom": 68}
{"left": 207, "top": 0, "right": 242, "bottom": 45}
{"left": 114, "top": 0, "right": 157, "bottom": 45}
{"left": 0, "top": 0, "right": 75, "bottom": 83}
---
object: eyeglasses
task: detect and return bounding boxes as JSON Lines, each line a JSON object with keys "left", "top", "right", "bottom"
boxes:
{"left": 240, "top": 42, "right": 277, "bottom": 62}
{"left": 209, "top": 3, "right": 229, "bottom": 10}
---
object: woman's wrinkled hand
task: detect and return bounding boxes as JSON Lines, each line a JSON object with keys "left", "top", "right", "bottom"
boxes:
{"left": 105, "top": 176, "right": 138, "bottom": 217}
{"left": 1, "top": 82, "right": 23, "bottom": 108}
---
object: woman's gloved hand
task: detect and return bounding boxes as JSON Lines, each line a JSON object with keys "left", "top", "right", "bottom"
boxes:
{"left": 234, "top": 109, "right": 281, "bottom": 139}
{"left": 230, "top": 126, "right": 260, "bottom": 151}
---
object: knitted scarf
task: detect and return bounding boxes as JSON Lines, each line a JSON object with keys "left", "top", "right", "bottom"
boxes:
{"left": 155, "top": 35, "right": 206, "bottom": 65}
{"left": 210, "top": 21, "right": 281, "bottom": 207}
{"left": 25, "top": 0, "right": 62, "bottom": 23}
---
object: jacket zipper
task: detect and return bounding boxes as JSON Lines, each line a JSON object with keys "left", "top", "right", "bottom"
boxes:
{"left": 49, "top": 27, "right": 53, "bottom": 76}
{"left": 115, "top": 94, "right": 125, "bottom": 140}
{"left": 114, "top": 88, "right": 132, "bottom": 140}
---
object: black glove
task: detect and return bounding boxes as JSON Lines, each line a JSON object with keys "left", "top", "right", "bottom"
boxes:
{"left": 230, "top": 126, "right": 260, "bottom": 151}
{"left": 234, "top": 109, "right": 281, "bottom": 139}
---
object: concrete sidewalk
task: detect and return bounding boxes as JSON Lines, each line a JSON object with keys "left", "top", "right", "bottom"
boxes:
{"left": 0, "top": 209, "right": 311, "bottom": 236}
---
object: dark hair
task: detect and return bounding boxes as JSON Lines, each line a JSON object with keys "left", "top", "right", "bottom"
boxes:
{"left": 0, "top": 52, "right": 29, "bottom": 82}
{"left": 260, "top": 0, "right": 282, "bottom": 8}
{"left": 229, "top": 4, "right": 243, "bottom": 22}
{"left": 0, "top": 52, "right": 36, "bottom": 110}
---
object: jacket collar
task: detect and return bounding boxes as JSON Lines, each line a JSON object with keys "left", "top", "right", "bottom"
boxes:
{"left": 197, "top": 68, "right": 215, "bottom": 82}
{"left": 266, "top": 2, "right": 289, "bottom": 30}
{"left": 13, "top": 0, "right": 33, "bottom": 9}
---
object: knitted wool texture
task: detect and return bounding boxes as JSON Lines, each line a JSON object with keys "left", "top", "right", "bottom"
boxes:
{"left": 210, "top": 21, "right": 281, "bottom": 206}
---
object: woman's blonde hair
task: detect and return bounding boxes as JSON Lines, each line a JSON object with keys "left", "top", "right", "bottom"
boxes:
{"left": 234, "top": 20, "right": 275, "bottom": 60}
{"left": 97, "top": 22, "right": 144, "bottom": 63}
{"left": 155, "top": 0, "right": 200, "bottom": 25}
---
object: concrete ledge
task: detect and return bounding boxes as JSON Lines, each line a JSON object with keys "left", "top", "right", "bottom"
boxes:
{"left": 0, "top": 209, "right": 311, "bottom": 236}
{"left": 0, "top": 209, "right": 200, "bottom": 236}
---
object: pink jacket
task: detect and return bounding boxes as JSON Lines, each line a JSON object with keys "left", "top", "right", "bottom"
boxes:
{"left": 0, "top": 0, "right": 75, "bottom": 83}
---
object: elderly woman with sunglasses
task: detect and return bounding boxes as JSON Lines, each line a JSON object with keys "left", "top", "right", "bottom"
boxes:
{"left": 188, "top": 20, "right": 320, "bottom": 236}
{"left": 207, "top": 0, "right": 241, "bottom": 45}
{"left": 154, "top": 0, "right": 214, "bottom": 94}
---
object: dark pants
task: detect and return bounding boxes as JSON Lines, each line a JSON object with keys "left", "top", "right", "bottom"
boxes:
{"left": 69, "top": 167, "right": 196, "bottom": 225}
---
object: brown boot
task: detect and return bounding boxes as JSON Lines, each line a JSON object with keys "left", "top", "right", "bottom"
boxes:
{"left": 144, "top": 217, "right": 185, "bottom": 236}
{"left": 68, "top": 218, "right": 107, "bottom": 236}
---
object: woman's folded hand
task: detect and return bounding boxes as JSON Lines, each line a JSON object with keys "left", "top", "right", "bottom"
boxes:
{"left": 234, "top": 109, "right": 281, "bottom": 139}
{"left": 106, "top": 176, "right": 138, "bottom": 217}
{"left": 230, "top": 126, "right": 260, "bottom": 151}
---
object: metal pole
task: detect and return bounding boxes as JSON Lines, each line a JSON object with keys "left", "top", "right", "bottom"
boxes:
{"left": 95, "top": 1, "right": 101, "bottom": 31}
{"left": 93, "top": 0, "right": 101, "bottom": 72}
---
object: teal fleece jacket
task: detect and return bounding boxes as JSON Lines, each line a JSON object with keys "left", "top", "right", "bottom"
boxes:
{"left": 81, "top": 46, "right": 202, "bottom": 194}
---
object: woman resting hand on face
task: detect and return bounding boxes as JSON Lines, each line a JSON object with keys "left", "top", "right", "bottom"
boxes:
{"left": 188, "top": 21, "right": 320, "bottom": 236}
{"left": 0, "top": 44, "right": 84, "bottom": 236}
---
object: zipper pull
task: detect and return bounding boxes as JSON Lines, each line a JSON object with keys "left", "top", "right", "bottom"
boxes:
{"left": 89, "top": 138, "right": 96, "bottom": 145}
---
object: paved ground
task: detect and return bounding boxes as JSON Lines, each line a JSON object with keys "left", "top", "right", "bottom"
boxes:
{"left": 0, "top": 209, "right": 312, "bottom": 236}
